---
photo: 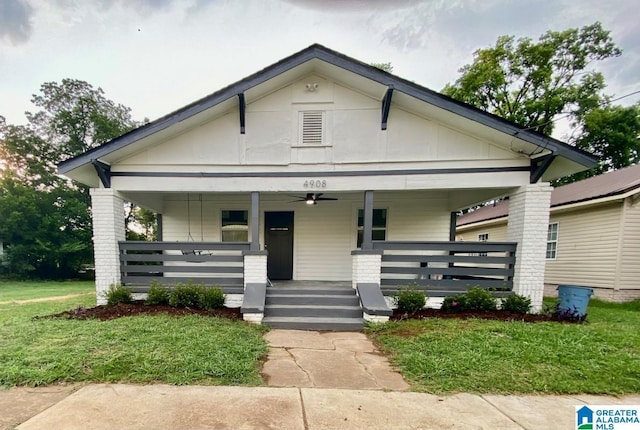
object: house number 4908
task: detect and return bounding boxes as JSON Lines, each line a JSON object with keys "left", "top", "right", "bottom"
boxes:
{"left": 303, "top": 179, "right": 327, "bottom": 188}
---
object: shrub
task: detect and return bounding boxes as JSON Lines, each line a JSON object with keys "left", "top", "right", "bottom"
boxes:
{"left": 441, "top": 293, "right": 467, "bottom": 312}
{"left": 104, "top": 284, "right": 132, "bottom": 307}
{"left": 198, "top": 287, "right": 225, "bottom": 310}
{"left": 463, "top": 287, "right": 497, "bottom": 311}
{"left": 394, "top": 286, "right": 426, "bottom": 313}
{"left": 145, "top": 281, "right": 169, "bottom": 305}
{"left": 501, "top": 294, "right": 531, "bottom": 314}
{"left": 441, "top": 287, "right": 497, "bottom": 312}
{"left": 169, "top": 282, "right": 204, "bottom": 308}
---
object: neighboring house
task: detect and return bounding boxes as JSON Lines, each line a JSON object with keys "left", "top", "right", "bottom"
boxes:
{"left": 58, "top": 44, "right": 596, "bottom": 326}
{"left": 457, "top": 164, "right": 640, "bottom": 302}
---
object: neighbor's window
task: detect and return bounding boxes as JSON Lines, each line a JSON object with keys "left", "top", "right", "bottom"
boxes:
{"left": 546, "top": 223, "right": 558, "bottom": 259}
{"left": 221, "top": 210, "right": 248, "bottom": 242}
{"left": 357, "top": 209, "right": 387, "bottom": 247}
{"left": 478, "top": 233, "right": 489, "bottom": 256}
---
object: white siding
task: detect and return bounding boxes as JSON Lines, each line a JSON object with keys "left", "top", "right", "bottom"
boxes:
{"left": 545, "top": 202, "right": 622, "bottom": 289}
{"left": 619, "top": 197, "right": 640, "bottom": 290}
{"left": 116, "top": 73, "right": 524, "bottom": 172}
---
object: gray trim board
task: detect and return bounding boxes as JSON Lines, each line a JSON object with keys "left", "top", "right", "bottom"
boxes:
{"left": 110, "top": 165, "right": 530, "bottom": 179}
{"left": 58, "top": 44, "right": 597, "bottom": 176}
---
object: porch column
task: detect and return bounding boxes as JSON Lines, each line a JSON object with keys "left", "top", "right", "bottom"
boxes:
{"left": 250, "top": 191, "right": 260, "bottom": 251}
{"left": 362, "top": 190, "right": 374, "bottom": 250}
{"left": 90, "top": 188, "right": 125, "bottom": 305}
{"left": 507, "top": 183, "right": 552, "bottom": 312}
{"left": 243, "top": 250, "right": 268, "bottom": 324}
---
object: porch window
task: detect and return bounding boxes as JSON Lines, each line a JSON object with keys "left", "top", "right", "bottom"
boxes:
{"left": 221, "top": 210, "right": 248, "bottom": 242}
{"left": 546, "top": 222, "right": 558, "bottom": 259}
{"left": 356, "top": 209, "right": 387, "bottom": 247}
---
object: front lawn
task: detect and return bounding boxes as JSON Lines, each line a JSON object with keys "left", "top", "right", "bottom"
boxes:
{"left": 0, "top": 280, "right": 94, "bottom": 302}
{"left": 367, "top": 298, "right": 640, "bottom": 394}
{"left": 0, "top": 295, "right": 268, "bottom": 387}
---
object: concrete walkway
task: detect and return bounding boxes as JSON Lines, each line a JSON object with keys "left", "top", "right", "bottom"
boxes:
{"left": 262, "top": 330, "right": 409, "bottom": 391}
{"left": 13, "top": 384, "right": 640, "bottom": 430}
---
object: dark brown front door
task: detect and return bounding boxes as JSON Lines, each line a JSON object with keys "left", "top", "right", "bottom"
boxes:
{"left": 265, "top": 211, "right": 294, "bottom": 280}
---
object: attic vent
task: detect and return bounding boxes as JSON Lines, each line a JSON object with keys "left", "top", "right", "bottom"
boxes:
{"left": 300, "top": 111, "right": 324, "bottom": 145}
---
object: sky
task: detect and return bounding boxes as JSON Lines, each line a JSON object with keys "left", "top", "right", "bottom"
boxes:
{"left": 1, "top": 0, "right": 639, "bottom": 142}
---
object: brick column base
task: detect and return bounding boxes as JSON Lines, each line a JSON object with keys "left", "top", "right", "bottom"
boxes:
{"left": 351, "top": 250, "right": 383, "bottom": 289}
{"left": 507, "top": 183, "right": 552, "bottom": 313}
{"left": 90, "top": 188, "right": 125, "bottom": 305}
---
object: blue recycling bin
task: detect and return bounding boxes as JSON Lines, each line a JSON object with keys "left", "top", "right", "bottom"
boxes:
{"left": 557, "top": 285, "right": 594, "bottom": 317}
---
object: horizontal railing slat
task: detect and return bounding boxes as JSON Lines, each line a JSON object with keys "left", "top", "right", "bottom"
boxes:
{"left": 122, "top": 276, "right": 244, "bottom": 286}
{"left": 373, "top": 240, "right": 516, "bottom": 252}
{"left": 122, "top": 265, "right": 243, "bottom": 274}
{"left": 380, "top": 278, "right": 513, "bottom": 289}
{"left": 381, "top": 254, "right": 515, "bottom": 264}
{"left": 381, "top": 266, "right": 511, "bottom": 277}
{"left": 119, "top": 241, "right": 250, "bottom": 251}
{"left": 121, "top": 254, "right": 243, "bottom": 263}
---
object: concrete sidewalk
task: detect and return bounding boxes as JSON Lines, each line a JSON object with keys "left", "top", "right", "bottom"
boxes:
{"left": 14, "top": 383, "right": 640, "bottom": 430}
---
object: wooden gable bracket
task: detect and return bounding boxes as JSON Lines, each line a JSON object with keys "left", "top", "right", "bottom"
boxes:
{"left": 238, "top": 93, "right": 246, "bottom": 134}
{"left": 381, "top": 85, "right": 394, "bottom": 130}
{"left": 91, "top": 159, "right": 111, "bottom": 188}
{"left": 530, "top": 154, "right": 556, "bottom": 184}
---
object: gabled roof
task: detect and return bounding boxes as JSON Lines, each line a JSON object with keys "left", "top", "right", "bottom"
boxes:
{"left": 58, "top": 43, "right": 597, "bottom": 177}
{"left": 457, "top": 164, "right": 640, "bottom": 226}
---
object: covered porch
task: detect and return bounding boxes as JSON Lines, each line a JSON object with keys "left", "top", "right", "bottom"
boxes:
{"left": 92, "top": 183, "right": 550, "bottom": 325}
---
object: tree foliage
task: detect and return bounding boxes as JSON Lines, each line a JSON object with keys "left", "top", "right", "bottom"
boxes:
{"left": 556, "top": 104, "right": 640, "bottom": 184}
{"left": 443, "top": 22, "right": 621, "bottom": 135}
{"left": 0, "top": 79, "right": 137, "bottom": 278}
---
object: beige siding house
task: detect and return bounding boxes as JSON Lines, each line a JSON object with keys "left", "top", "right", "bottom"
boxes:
{"left": 58, "top": 45, "right": 596, "bottom": 328}
{"left": 457, "top": 164, "right": 640, "bottom": 301}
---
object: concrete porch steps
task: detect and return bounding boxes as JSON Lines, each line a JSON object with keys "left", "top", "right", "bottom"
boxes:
{"left": 263, "top": 285, "right": 363, "bottom": 331}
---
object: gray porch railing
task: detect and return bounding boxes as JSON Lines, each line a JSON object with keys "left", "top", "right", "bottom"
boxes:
{"left": 119, "top": 241, "right": 250, "bottom": 293}
{"left": 372, "top": 241, "right": 516, "bottom": 297}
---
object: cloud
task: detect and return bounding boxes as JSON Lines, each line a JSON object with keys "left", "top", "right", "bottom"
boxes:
{"left": 0, "top": 0, "right": 33, "bottom": 45}
{"left": 281, "top": 0, "right": 422, "bottom": 12}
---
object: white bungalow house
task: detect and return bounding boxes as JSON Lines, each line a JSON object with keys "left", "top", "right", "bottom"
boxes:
{"left": 457, "top": 164, "right": 640, "bottom": 302}
{"left": 58, "top": 44, "right": 596, "bottom": 329}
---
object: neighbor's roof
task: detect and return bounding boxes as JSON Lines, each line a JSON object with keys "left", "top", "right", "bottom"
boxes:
{"left": 457, "top": 163, "right": 640, "bottom": 226}
{"left": 58, "top": 43, "right": 597, "bottom": 176}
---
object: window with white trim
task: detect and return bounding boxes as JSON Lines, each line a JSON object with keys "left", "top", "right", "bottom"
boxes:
{"left": 478, "top": 233, "right": 489, "bottom": 256}
{"left": 221, "top": 210, "right": 248, "bottom": 242}
{"left": 546, "top": 223, "right": 558, "bottom": 259}
{"left": 356, "top": 209, "right": 387, "bottom": 247}
{"left": 299, "top": 111, "right": 325, "bottom": 145}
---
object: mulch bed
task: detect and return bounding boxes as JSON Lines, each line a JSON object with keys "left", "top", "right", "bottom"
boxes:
{"left": 45, "top": 301, "right": 242, "bottom": 321}
{"left": 390, "top": 308, "right": 560, "bottom": 323}
{"left": 43, "top": 302, "right": 572, "bottom": 323}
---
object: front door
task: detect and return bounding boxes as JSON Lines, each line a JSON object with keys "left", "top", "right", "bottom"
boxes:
{"left": 265, "top": 211, "right": 294, "bottom": 280}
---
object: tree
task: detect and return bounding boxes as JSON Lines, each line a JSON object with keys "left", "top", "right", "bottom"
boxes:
{"left": 370, "top": 62, "right": 394, "bottom": 73}
{"left": 0, "top": 79, "right": 137, "bottom": 278}
{"left": 556, "top": 104, "right": 640, "bottom": 184}
{"left": 443, "top": 22, "right": 621, "bottom": 135}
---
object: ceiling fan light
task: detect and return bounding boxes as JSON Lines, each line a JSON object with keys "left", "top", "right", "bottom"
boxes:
{"left": 306, "top": 199, "right": 315, "bottom": 205}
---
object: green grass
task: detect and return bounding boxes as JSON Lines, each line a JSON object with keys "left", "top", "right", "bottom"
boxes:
{"left": 0, "top": 280, "right": 95, "bottom": 302}
{"left": 366, "top": 298, "right": 640, "bottom": 394}
{"left": 0, "top": 295, "right": 269, "bottom": 388}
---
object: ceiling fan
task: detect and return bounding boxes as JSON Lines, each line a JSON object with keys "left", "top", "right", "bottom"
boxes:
{"left": 289, "top": 193, "right": 338, "bottom": 205}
